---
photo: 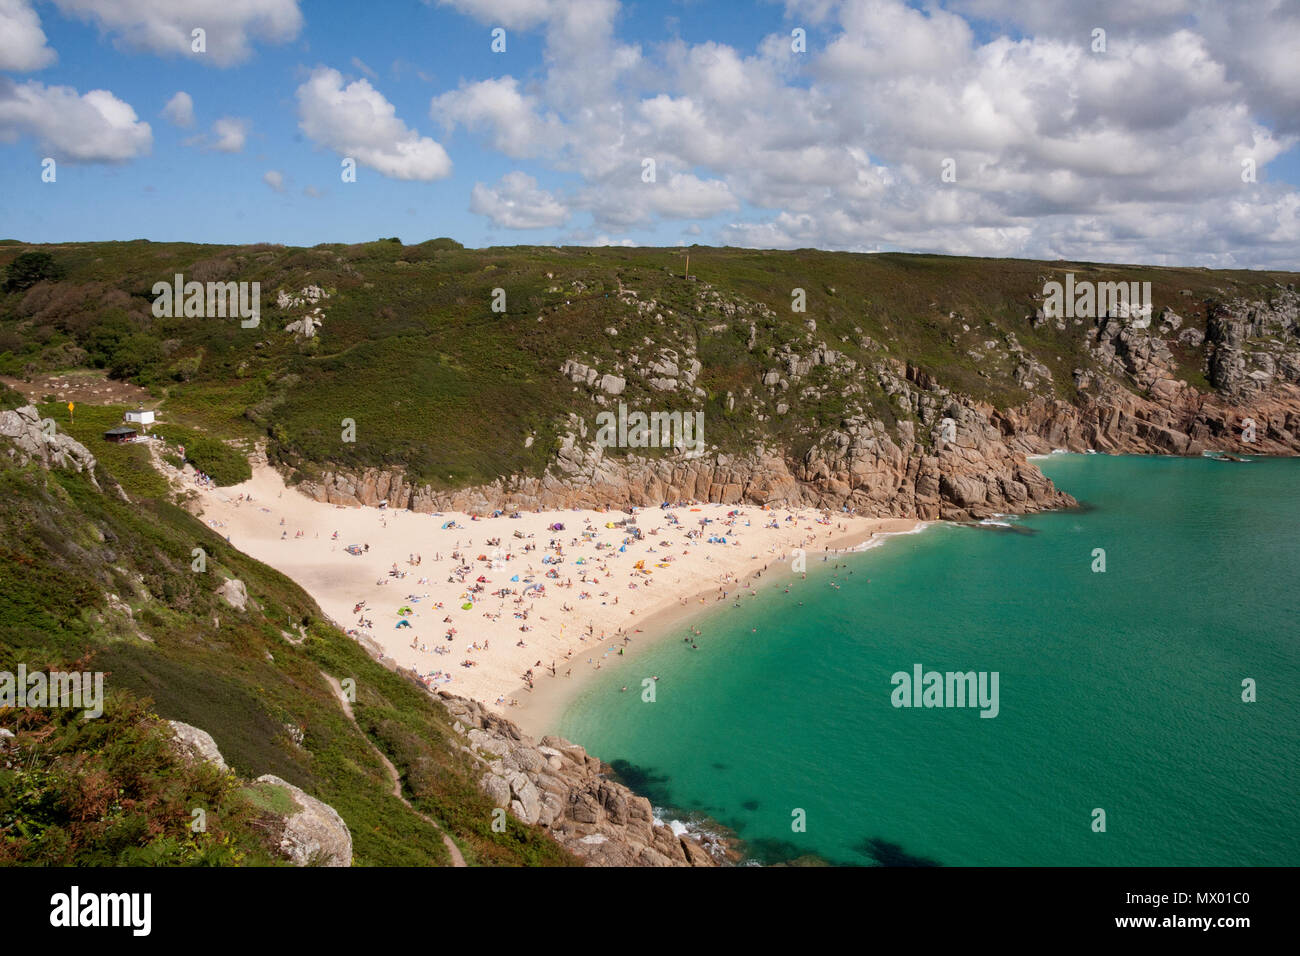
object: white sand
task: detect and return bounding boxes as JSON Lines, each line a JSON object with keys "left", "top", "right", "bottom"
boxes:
{"left": 188, "top": 463, "right": 921, "bottom": 735}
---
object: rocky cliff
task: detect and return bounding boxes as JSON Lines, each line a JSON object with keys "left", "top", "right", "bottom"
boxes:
{"left": 439, "top": 693, "right": 723, "bottom": 866}
{"left": 0, "top": 404, "right": 98, "bottom": 480}
{"left": 298, "top": 286, "right": 1300, "bottom": 518}
{"left": 1005, "top": 290, "right": 1300, "bottom": 456}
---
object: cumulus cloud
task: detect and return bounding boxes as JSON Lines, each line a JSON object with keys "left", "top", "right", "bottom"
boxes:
{"left": 0, "top": 77, "right": 151, "bottom": 161}
{"left": 470, "top": 171, "right": 568, "bottom": 228}
{"left": 263, "top": 169, "right": 285, "bottom": 192}
{"left": 431, "top": 0, "right": 1298, "bottom": 267}
{"left": 186, "top": 115, "right": 248, "bottom": 152}
{"left": 431, "top": 77, "right": 561, "bottom": 159}
{"left": 50, "top": 0, "right": 303, "bottom": 67}
{"left": 161, "top": 91, "right": 194, "bottom": 127}
{"left": 296, "top": 66, "right": 452, "bottom": 181}
{"left": 0, "top": 0, "right": 56, "bottom": 71}
{"left": 210, "top": 116, "right": 248, "bottom": 152}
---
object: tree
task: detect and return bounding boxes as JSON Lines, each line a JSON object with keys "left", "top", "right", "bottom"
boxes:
{"left": 3, "top": 252, "right": 64, "bottom": 293}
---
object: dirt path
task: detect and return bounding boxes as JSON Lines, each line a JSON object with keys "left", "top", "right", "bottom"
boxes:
{"left": 321, "top": 671, "right": 467, "bottom": 867}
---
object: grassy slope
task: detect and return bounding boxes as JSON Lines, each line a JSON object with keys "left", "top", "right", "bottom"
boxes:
{"left": 2, "top": 240, "right": 1293, "bottom": 490}
{"left": 0, "top": 455, "right": 575, "bottom": 866}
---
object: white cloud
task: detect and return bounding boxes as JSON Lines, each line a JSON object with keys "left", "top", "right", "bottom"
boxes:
{"left": 431, "top": 76, "right": 561, "bottom": 159}
{"left": 263, "top": 169, "right": 285, "bottom": 192}
{"left": 469, "top": 171, "right": 568, "bottom": 228}
{"left": 350, "top": 56, "right": 378, "bottom": 79}
{"left": 50, "top": 0, "right": 303, "bottom": 67}
{"left": 204, "top": 116, "right": 248, "bottom": 152}
{"left": 433, "top": 0, "right": 554, "bottom": 30}
{"left": 161, "top": 90, "right": 194, "bottom": 127}
{"left": 296, "top": 66, "right": 452, "bottom": 181}
{"left": 426, "top": 0, "right": 1299, "bottom": 266}
{"left": 0, "top": 77, "right": 151, "bottom": 161}
{"left": 0, "top": 0, "right": 56, "bottom": 71}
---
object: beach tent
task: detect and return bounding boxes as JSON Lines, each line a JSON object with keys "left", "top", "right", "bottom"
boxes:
{"left": 441, "top": 521, "right": 455, "bottom": 529}
{"left": 549, "top": 522, "right": 565, "bottom": 531}
{"left": 461, "top": 602, "right": 473, "bottom": 610}
{"left": 395, "top": 620, "right": 411, "bottom": 628}
{"left": 345, "top": 545, "right": 363, "bottom": 555}
{"left": 397, "top": 606, "right": 413, "bottom": 615}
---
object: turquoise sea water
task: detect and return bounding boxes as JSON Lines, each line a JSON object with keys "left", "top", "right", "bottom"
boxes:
{"left": 555, "top": 455, "right": 1300, "bottom": 866}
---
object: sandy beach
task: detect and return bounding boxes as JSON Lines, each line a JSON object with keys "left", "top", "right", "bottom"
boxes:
{"left": 186, "top": 461, "right": 921, "bottom": 735}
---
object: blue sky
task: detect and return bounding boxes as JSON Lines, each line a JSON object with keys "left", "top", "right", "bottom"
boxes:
{"left": 2, "top": 0, "right": 1297, "bottom": 267}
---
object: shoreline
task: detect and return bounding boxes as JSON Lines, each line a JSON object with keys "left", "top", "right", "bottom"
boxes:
{"left": 180, "top": 458, "right": 925, "bottom": 737}
{"left": 508, "top": 520, "right": 933, "bottom": 736}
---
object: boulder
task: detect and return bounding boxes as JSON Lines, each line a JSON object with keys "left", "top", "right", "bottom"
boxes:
{"left": 254, "top": 774, "right": 353, "bottom": 867}
{"left": 215, "top": 578, "right": 249, "bottom": 611}
{"left": 168, "top": 720, "right": 229, "bottom": 772}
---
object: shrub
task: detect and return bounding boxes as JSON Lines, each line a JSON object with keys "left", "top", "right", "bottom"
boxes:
{"left": 3, "top": 251, "right": 64, "bottom": 293}
{"left": 184, "top": 436, "right": 252, "bottom": 486}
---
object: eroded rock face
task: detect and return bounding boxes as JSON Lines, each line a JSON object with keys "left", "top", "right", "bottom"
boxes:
{"left": 299, "top": 409, "right": 1074, "bottom": 521}
{"left": 440, "top": 694, "right": 722, "bottom": 867}
{"left": 1005, "top": 383, "right": 1300, "bottom": 457}
{"left": 297, "top": 287, "right": 1300, "bottom": 519}
{"left": 0, "top": 405, "right": 98, "bottom": 479}
{"left": 254, "top": 774, "right": 354, "bottom": 867}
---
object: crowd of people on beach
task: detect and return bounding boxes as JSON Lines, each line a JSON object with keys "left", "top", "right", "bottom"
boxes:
{"left": 202, "top": 477, "right": 879, "bottom": 714}
{"left": 323, "top": 505, "right": 864, "bottom": 707}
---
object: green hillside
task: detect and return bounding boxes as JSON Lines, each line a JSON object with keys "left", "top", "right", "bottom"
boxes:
{"left": 0, "top": 454, "right": 575, "bottom": 866}
{"left": 3, "top": 240, "right": 1292, "bottom": 490}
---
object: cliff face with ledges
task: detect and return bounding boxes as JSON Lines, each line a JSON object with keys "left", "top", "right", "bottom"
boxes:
{"left": 301, "top": 286, "right": 1300, "bottom": 516}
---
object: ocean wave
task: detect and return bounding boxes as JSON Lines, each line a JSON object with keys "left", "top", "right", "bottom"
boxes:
{"left": 849, "top": 521, "right": 930, "bottom": 552}
{"left": 652, "top": 806, "right": 729, "bottom": 856}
